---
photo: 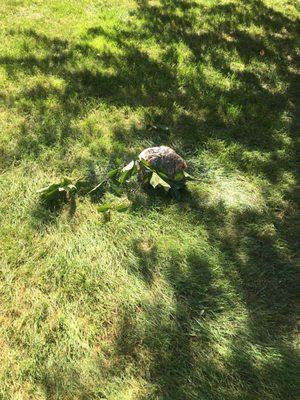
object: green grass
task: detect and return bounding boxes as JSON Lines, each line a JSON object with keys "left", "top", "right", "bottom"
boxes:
{"left": 0, "top": 0, "right": 299, "bottom": 399}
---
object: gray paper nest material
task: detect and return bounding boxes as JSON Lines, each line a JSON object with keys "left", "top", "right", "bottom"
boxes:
{"left": 138, "top": 146, "right": 187, "bottom": 180}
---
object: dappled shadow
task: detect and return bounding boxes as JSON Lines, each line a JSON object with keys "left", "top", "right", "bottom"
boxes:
{"left": 131, "top": 237, "right": 159, "bottom": 284}
{"left": 122, "top": 194, "right": 299, "bottom": 398}
{"left": 117, "top": 204, "right": 300, "bottom": 399}
{"left": 1, "top": 0, "right": 298, "bottom": 173}
{"left": 1, "top": 0, "right": 299, "bottom": 398}
{"left": 115, "top": 250, "right": 223, "bottom": 399}
{"left": 204, "top": 205, "right": 300, "bottom": 340}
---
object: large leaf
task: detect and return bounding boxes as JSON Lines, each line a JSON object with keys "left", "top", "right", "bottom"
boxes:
{"left": 107, "top": 168, "right": 120, "bottom": 179}
{"left": 37, "top": 178, "right": 78, "bottom": 204}
{"left": 139, "top": 159, "right": 170, "bottom": 180}
{"left": 109, "top": 182, "right": 123, "bottom": 195}
{"left": 97, "top": 203, "right": 114, "bottom": 213}
{"left": 139, "top": 159, "right": 152, "bottom": 171}
{"left": 156, "top": 170, "right": 169, "bottom": 181}
{"left": 38, "top": 183, "right": 62, "bottom": 201}
{"left": 67, "top": 184, "right": 77, "bottom": 192}
{"left": 115, "top": 203, "right": 130, "bottom": 212}
{"left": 150, "top": 171, "right": 171, "bottom": 191}
{"left": 61, "top": 183, "right": 77, "bottom": 194}
{"left": 118, "top": 160, "right": 137, "bottom": 184}
{"left": 37, "top": 183, "right": 60, "bottom": 195}
{"left": 122, "top": 160, "right": 135, "bottom": 172}
{"left": 98, "top": 201, "right": 130, "bottom": 213}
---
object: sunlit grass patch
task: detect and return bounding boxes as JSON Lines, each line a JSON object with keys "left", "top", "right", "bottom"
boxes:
{"left": 207, "top": 171, "right": 266, "bottom": 211}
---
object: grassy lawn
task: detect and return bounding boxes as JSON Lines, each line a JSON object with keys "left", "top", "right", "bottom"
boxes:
{"left": 0, "top": 0, "right": 299, "bottom": 399}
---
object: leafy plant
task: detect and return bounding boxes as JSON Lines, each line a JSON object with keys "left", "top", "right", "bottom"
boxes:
{"left": 37, "top": 178, "right": 78, "bottom": 205}
{"left": 37, "top": 157, "right": 199, "bottom": 212}
{"left": 98, "top": 201, "right": 130, "bottom": 213}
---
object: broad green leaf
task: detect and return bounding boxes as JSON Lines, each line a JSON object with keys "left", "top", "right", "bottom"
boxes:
{"left": 98, "top": 203, "right": 113, "bottom": 212}
{"left": 67, "top": 184, "right": 77, "bottom": 191}
{"left": 117, "top": 160, "right": 137, "bottom": 184}
{"left": 108, "top": 168, "right": 120, "bottom": 179}
{"left": 110, "top": 182, "right": 123, "bottom": 195}
{"left": 115, "top": 203, "right": 130, "bottom": 212}
{"left": 157, "top": 170, "right": 170, "bottom": 180}
{"left": 41, "top": 188, "right": 60, "bottom": 200}
{"left": 66, "top": 184, "right": 77, "bottom": 195}
{"left": 37, "top": 183, "right": 60, "bottom": 194}
{"left": 122, "top": 160, "right": 135, "bottom": 172}
{"left": 61, "top": 177, "right": 72, "bottom": 186}
{"left": 150, "top": 172, "right": 171, "bottom": 191}
{"left": 139, "top": 159, "right": 153, "bottom": 170}
{"left": 58, "top": 183, "right": 77, "bottom": 194}
{"left": 118, "top": 171, "right": 129, "bottom": 184}
{"left": 139, "top": 160, "right": 169, "bottom": 182}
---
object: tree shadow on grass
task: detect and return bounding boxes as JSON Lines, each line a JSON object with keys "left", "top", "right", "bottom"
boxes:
{"left": 217, "top": 208, "right": 299, "bottom": 342}
{"left": 116, "top": 191, "right": 299, "bottom": 399}
{"left": 1, "top": 0, "right": 298, "bottom": 173}
{"left": 1, "top": 0, "right": 299, "bottom": 398}
{"left": 115, "top": 249, "right": 224, "bottom": 399}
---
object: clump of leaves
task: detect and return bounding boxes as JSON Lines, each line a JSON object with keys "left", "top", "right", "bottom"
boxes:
{"left": 37, "top": 158, "right": 198, "bottom": 212}
{"left": 37, "top": 178, "right": 78, "bottom": 206}
{"left": 138, "top": 158, "right": 196, "bottom": 193}
{"left": 96, "top": 199, "right": 130, "bottom": 222}
{"left": 86, "top": 161, "right": 138, "bottom": 202}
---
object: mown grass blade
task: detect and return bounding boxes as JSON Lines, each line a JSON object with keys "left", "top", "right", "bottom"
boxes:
{"left": 88, "top": 181, "right": 107, "bottom": 195}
